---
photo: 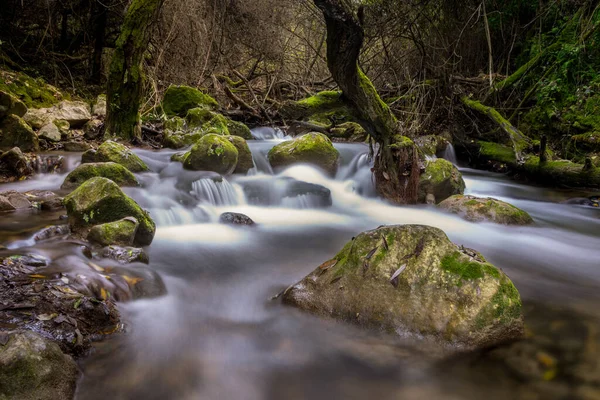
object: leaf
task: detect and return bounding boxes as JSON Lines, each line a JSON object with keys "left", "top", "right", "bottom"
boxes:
{"left": 29, "top": 274, "right": 47, "bottom": 279}
{"left": 319, "top": 259, "right": 338, "bottom": 271}
{"left": 365, "top": 247, "right": 378, "bottom": 260}
{"left": 88, "top": 262, "right": 104, "bottom": 272}
{"left": 73, "top": 298, "right": 82, "bottom": 309}
{"left": 382, "top": 235, "right": 389, "bottom": 251}
{"left": 37, "top": 313, "right": 58, "bottom": 321}
{"left": 390, "top": 264, "right": 407, "bottom": 288}
{"left": 382, "top": 171, "right": 390, "bottom": 180}
{"left": 122, "top": 275, "right": 143, "bottom": 286}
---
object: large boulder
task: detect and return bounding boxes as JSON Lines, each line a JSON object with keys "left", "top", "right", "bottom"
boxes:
{"left": 37, "top": 122, "right": 61, "bottom": 142}
{"left": 0, "top": 114, "right": 39, "bottom": 151}
{"left": 438, "top": 195, "right": 534, "bottom": 225}
{"left": 0, "top": 90, "right": 27, "bottom": 119}
{"left": 84, "top": 141, "right": 149, "bottom": 172}
{"left": 227, "top": 135, "right": 253, "bottom": 174}
{"left": 0, "top": 331, "right": 79, "bottom": 400}
{"left": 418, "top": 159, "right": 465, "bottom": 204}
{"left": 282, "top": 225, "right": 524, "bottom": 347}
{"left": 63, "top": 177, "right": 156, "bottom": 246}
{"left": 182, "top": 134, "right": 239, "bottom": 174}
{"left": 226, "top": 119, "right": 252, "bottom": 140}
{"left": 50, "top": 100, "right": 91, "bottom": 128}
{"left": 87, "top": 217, "right": 139, "bottom": 247}
{"left": 162, "top": 85, "right": 218, "bottom": 117}
{"left": 61, "top": 162, "right": 139, "bottom": 190}
{"left": 268, "top": 132, "right": 340, "bottom": 175}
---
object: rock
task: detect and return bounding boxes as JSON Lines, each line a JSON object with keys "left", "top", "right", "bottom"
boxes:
{"left": 425, "top": 193, "right": 436, "bottom": 205}
{"left": 282, "top": 224, "right": 524, "bottom": 347}
{"left": 0, "top": 331, "right": 79, "bottom": 400}
{"left": 241, "top": 177, "right": 332, "bottom": 208}
{"left": 183, "top": 134, "right": 239, "bottom": 174}
{"left": 0, "top": 147, "right": 33, "bottom": 177}
{"left": 227, "top": 135, "right": 253, "bottom": 174}
{"left": 268, "top": 132, "right": 340, "bottom": 176}
{"left": 162, "top": 85, "right": 218, "bottom": 116}
{"left": 92, "top": 95, "right": 107, "bottom": 117}
{"left": 63, "top": 177, "right": 156, "bottom": 246}
{"left": 52, "top": 100, "right": 91, "bottom": 128}
{"left": 22, "top": 108, "right": 53, "bottom": 129}
{"left": 33, "top": 225, "right": 70, "bottom": 241}
{"left": 63, "top": 141, "right": 92, "bottom": 152}
{"left": 219, "top": 212, "right": 255, "bottom": 226}
{"left": 0, "top": 191, "right": 32, "bottom": 209}
{"left": 0, "top": 90, "right": 27, "bottom": 119}
{"left": 83, "top": 119, "right": 104, "bottom": 140}
{"left": 414, "top": 134, "right": 450, "bottom": 157}
{"left": 100, "top": 246, "right": 149, "bottom": 264}
{"left": 163, "top": 131, "right": 203, "bottom": 149}
{"left": 226, "top": 119, "right": 253, "bottom": 140}
{"left": 88, "top": 217, "right": 139, "bottom": 247}
{"left": 61, "top": 162, "right": 139, "bottom": 190}
{"left": 0, "top": 195, "right": 15, "bottom": 212}
{"left": 40, "top": 197, "right": 64, "bottom": 211}
{"left": 418, "top": 159, "right": 465, "bottom": 204}
{"left": 53, "top": 119, "right": 70, "bottom": 137}
{"left": 327, "top": 122, "right": 368, "bottom": 142}
{"left": 186, "top": 109, "right": 230, "bottom": 135}
{"left": 37, "top": 122, "right": 61, "bottom": 142}
{"left": 86, "top": 141, "right": 149, "bottom": 172}
{"left": 81, "top": 149, "right": 97, "bottom": 164}
{"left": 164, "top": 116, "right": 186, "bottom": 132}
{"left": 0, "top": 114, "right": 39, "bottom": 151}
{"left": 439, "top": 195, "right": 534, "bottom": 225}
{"left": 170, "top": 152, "right": 186, "bottom": 163}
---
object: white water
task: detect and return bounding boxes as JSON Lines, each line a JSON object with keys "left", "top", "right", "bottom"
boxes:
{"left": 442, "top": 143, "right": 458, "bottom": 165}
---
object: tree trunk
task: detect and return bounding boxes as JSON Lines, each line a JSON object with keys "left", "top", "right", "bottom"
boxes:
{"left": 105, "top": 0, "right": 164, "bottom": 141}
{"left": 313, "top": 0, "right": 419, "bottom": 204}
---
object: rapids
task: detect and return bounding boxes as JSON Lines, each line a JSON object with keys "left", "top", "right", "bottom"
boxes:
{"left": 1, "top": 127, "right": 599, "bottom": 399}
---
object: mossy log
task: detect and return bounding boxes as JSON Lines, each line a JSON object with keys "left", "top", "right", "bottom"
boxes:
{"left": 313, "top": 0, "right": 419, "bottom": 203}
{"left": 105, "top": 0, "right": 165, "bottom": 141}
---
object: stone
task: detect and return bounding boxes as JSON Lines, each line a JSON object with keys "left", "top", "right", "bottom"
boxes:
{"left": 241, "top": 177, "right": 332, "bottom": 208}
{"left": 83, "top": 119, "right": 104, "bottom": 140}
{"left": 0, "top": 331, "right": 79, "bottom": 400}
{"left": 162, "top": 85, "right": 218, "bottom": 116}
{"left": 219, "top": 212, "right": 255, "bottom": 226}
{"left": 61, "top": 162, "right": 139, "bottom": 190}
{"left": 92, "top": 94, "right": 107, "bottom": 117}
{"left": 63, "top": 177, "right": 156, "bottom": 246}
{"left": 0, "top": 114, "right": 39, "bottom": 151}
{"left": 227, "top": 135, "right": 253, "bottom": 174}
{"left": 282, "top": 224, "right": 524, "bottom": 348}
{"left": 0, "top": 90, "right": 27, "bottom": 119}
{"left": 86, "top": 141, "right": 149, "bottom": 172}
{"left": 0, "top": 191, "right": 32, "bottom": 209}
{"left": 0, "top": 147, "right": 33, "bottom": 177}
{"left": 87, "top": 217, "right": 139, "bottom": 247}
{"left": 268, "top": 132, "right": 340, "bottom": 176}
{"left": 37, "top": 122, "right": 61, "bottom": 142}
{"left": 22, "top": 108, "right": 53, "bottom": 129}
{"left": 438, "top": 195, "right": 534, "bottom": 225}
{"left": 182, "top": 134, "right": 238, "bottom": 174}
{"left": 100, "top": 246, "right": 149, "bottom": 264}
{"left": 0, "top": 195, "right": 15, "bottom": 212}
{"left": 52, "top": 100, "right": 92, "bottom": 128}
{"left": 418, "top": 159, "right": 465, "bottom": 204}
{"left": 53, "top": 119, "right": 70, "bottom": 136}
{"left": 63, "top": 141, "right": 92, "bottom": 152}
{"left": 226, "top": 119, "right": 253, "bottom": 140}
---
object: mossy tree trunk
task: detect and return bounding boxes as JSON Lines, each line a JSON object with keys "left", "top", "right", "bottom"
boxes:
{"left": 105, "top": 0, "right": 164, "bottom": 141}
{"left": 313, "top": 0, "right": 419, "bottom": 204}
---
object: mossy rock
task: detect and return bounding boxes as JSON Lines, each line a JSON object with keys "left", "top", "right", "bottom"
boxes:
{"left": 186, "top": 108, "right": 216, "bottom": 128}
{"left": 87, "top": 217, "right": 139, "bottom": 247}
{"left": 282, "top": 224, "right": 524, "bottom": 347}
{"left": 170, "top": 152, "right": 186, "bottom": 163}
{"left": 0, "top": 331, "right": 78, "bottom": 400}
{"left": 522, "top": 156, "right": 600, "bottom": 188}
{"left": 226, "top": 136, "right": 253, "bottom": 174}
{"left": 438, "top": 195, "right": 533, "bottom": 225}
{"left": 162, "top": 85, "right": 218, "bottom": 117}
{"left": 571, "top": 131, "right": 600, "bottom": 152}
{"left": 268, "top": 132, "right": 340, "bottom": 175}
{"left": 0, "top": 114, "right": 39, "bottom": 151}
{"left": 226, "top": 119, "right": 252, "bottom": 140}
{"left": 478, "top": 141, "right": 518, "bottom": 167}
{"left": 0, "top": 90, "right": 27, "bottom": 119}
{"left": 63, "top": 177, "right": 155, "bottom": 246}
{"left": 86, "top": 141, "right": 149, "bottom": 172}
{"left": 328, "top": 122, "right": 368, "bottom": 142}
{"left": 182, "top": 134, "right": 239, "bottom": 174}
{"left": 414, "top": 135, "right": 450, "bottom": 157}
{"left": 418, "top": 159, "right": 465, "bottom": 203}
{"left": 163, "top": 131, "right": 204, "bottom": 149}
{"left": 163, "top": 116, "right": 186, "bottom": 132}
{"left": 0, "top": 70, "right": 63, "bottom": 109}
{"left": 61, "top": 162, "right": 139, "bottom": 190}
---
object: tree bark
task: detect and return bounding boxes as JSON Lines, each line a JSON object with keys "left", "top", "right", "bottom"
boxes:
{"left": 105, "top": 0, "right": 164, "bottom": 141}
{"left": 313, "top": 0, "right": 419, "bottom": 204}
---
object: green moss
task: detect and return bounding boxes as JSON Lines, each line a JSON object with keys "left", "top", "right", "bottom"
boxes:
{"left": 389, "top": 135, "right": 414, "bottom": 150}
{"left": 61, "top": 162, "right": 139, "bottom": 189}
{"left": 226, "top": 136, "right": 253, "bottom": 174}
{"left": 164, "top": 116, "right": 186, "bottom": 132}
{"left": 0, "top": 70, "right": 63, "bottom": 108}
{"left": 268, "top": 132, "right": 340, "bottom": 176}
{"left": 479, "top": 141, "right": 518, "bottom": 165}
{"left": 162, "top": 85, "right": 218, "bottom": 117}
{"left": 183, "top": 133, "right": 239, "bottom": 174}
{"left": 226, "top": 119, "right": 252, "bottom": 140}
{"left": 281, "top": 91, "right": 354, "bottom": 121}
{"left": 87, "top": 217, "right": 138, "bottom": 247}
{"left": 0, "top": 114, "right": 39, "bottom": 151}
{"left": 92, "top": 141, "right": 149, "bottom": 172}
{"left": 441, "top": 252, "right": 488, "bottom": 281}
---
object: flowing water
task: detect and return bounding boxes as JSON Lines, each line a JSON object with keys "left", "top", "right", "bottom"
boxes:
{"left": 1, "top": 128, "right": 600, "bottom": 399}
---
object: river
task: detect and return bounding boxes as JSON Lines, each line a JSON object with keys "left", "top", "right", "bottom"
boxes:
{"left": 1, "top": 129, "right": 599, "bottom": 399}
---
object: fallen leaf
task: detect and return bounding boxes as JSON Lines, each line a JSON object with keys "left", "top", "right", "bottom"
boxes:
{"left": 122, "top": 275, "right": 143, "bottom": 286}
{"left": 37, "top": 313, "right": 58, "bottom": 321}
{"left": 390, "top": 264, "right": 407, "bottom": 287}
{"left": 365, "top": 247, "right": 378, "bottom": 260}
{"left": 319, "top": 259, "right": 338, "bottom": 271}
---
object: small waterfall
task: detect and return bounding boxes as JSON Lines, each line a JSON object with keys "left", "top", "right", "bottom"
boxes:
{"left": 191, "top": 178, "right": 246, "bottom": 206}
{"left": 443, "top": 143, "right": 458, "bottom": 165}
{"left": 281, "top": 194, "right": 328, "bottom": 209}
{"left": 251, "top": 127, "right": 289, "bottom": 140}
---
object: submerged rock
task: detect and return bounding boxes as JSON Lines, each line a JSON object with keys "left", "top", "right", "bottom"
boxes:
{"left": 0, "top": 331, "right": 79, "bottom": 400}
{"left": 418, "top": 159, "right": 465, "bottom": 204}
{"left": 282, "top": 224, "right": 523, "bottom": 347}
{"left": 61, "top": 162, "right": 139, "bottom": 190}
{"left": 162, "top": 85, "right": 218, "bottom": 117}
{"left": 183, "top": 134, "right": 238, "bottom": 174}
{"left": 241, "top": 177, "right": 332, "bottom": 208}
{"left": 87, "top": 217, "right": 139, "bottom": 247}
{"left": 0, "top": 191, "right": 32, "bottom": 210}
{"left": 268, "top": 132, "right": 340, "bottom": 176}
{"left": 439, "top": 195, "right": 534, "bottom": 225}
{"left": 219, "top": 212, "right": 255, "bottom": 226}
{"left": 84, "top": 141, "right": 149, "bottom": 172}
{"left": 63, "top": 177, "right": 155, "bottom": 246}
{"left": 0, "top": 114, "right": 39, "bottom": 151}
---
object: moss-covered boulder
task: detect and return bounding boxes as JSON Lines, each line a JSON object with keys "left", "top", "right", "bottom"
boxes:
{"left": 418, "top": 159, "right": 465, "bottom": 203}
{"left": 268, "top": 132, "right": 340, "bottom": 175}
{"left": 0, "top": 331, "right": 78, "bottom": 400}
{"left": 226, "top": 136, "right": 253, "bottom": 174}
{"left": 0, "top": 147, "right": 32, "bottom": 177}
{"left": 0, "top": 90, "right": 27, "bottom": 119}
{"left": 163, "top": 132, "right": 204, "bottom": 149}
{"left": 226, "top": 119, "right": 252, "bottom": 140}
{"left": 282, "top": 225, "right": 523, "bottom": 347}
{"left": 63, "top": 177, "right": 155, "bottom": 246}
{"left": 182, "top": 134, "right": 238, "bottom": 174}
{"left": 439, "top": 195, "right": 534, "bottom": 225}
{"left": 85, "top": 141, "right": 149, "bottom": 172}
{"left": 281, "top": 91, "right": 353, "bottom": 122}
{"left": 0, "top": 114, "right": 39, "bottom": 151}
{"left": 0, "top": 70, "right": 62, "bottom": 109}
{"left": 327, "top": 122, "right": 368, "bottom": 142}
{"left": 61, "top": 162, "right": 139, "bottom": 190}
{"left": 162, "top": 85, "right": 218, "bottom": 117}
{"left": 87, "top": 217, "right": 139, "bottom": 247}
